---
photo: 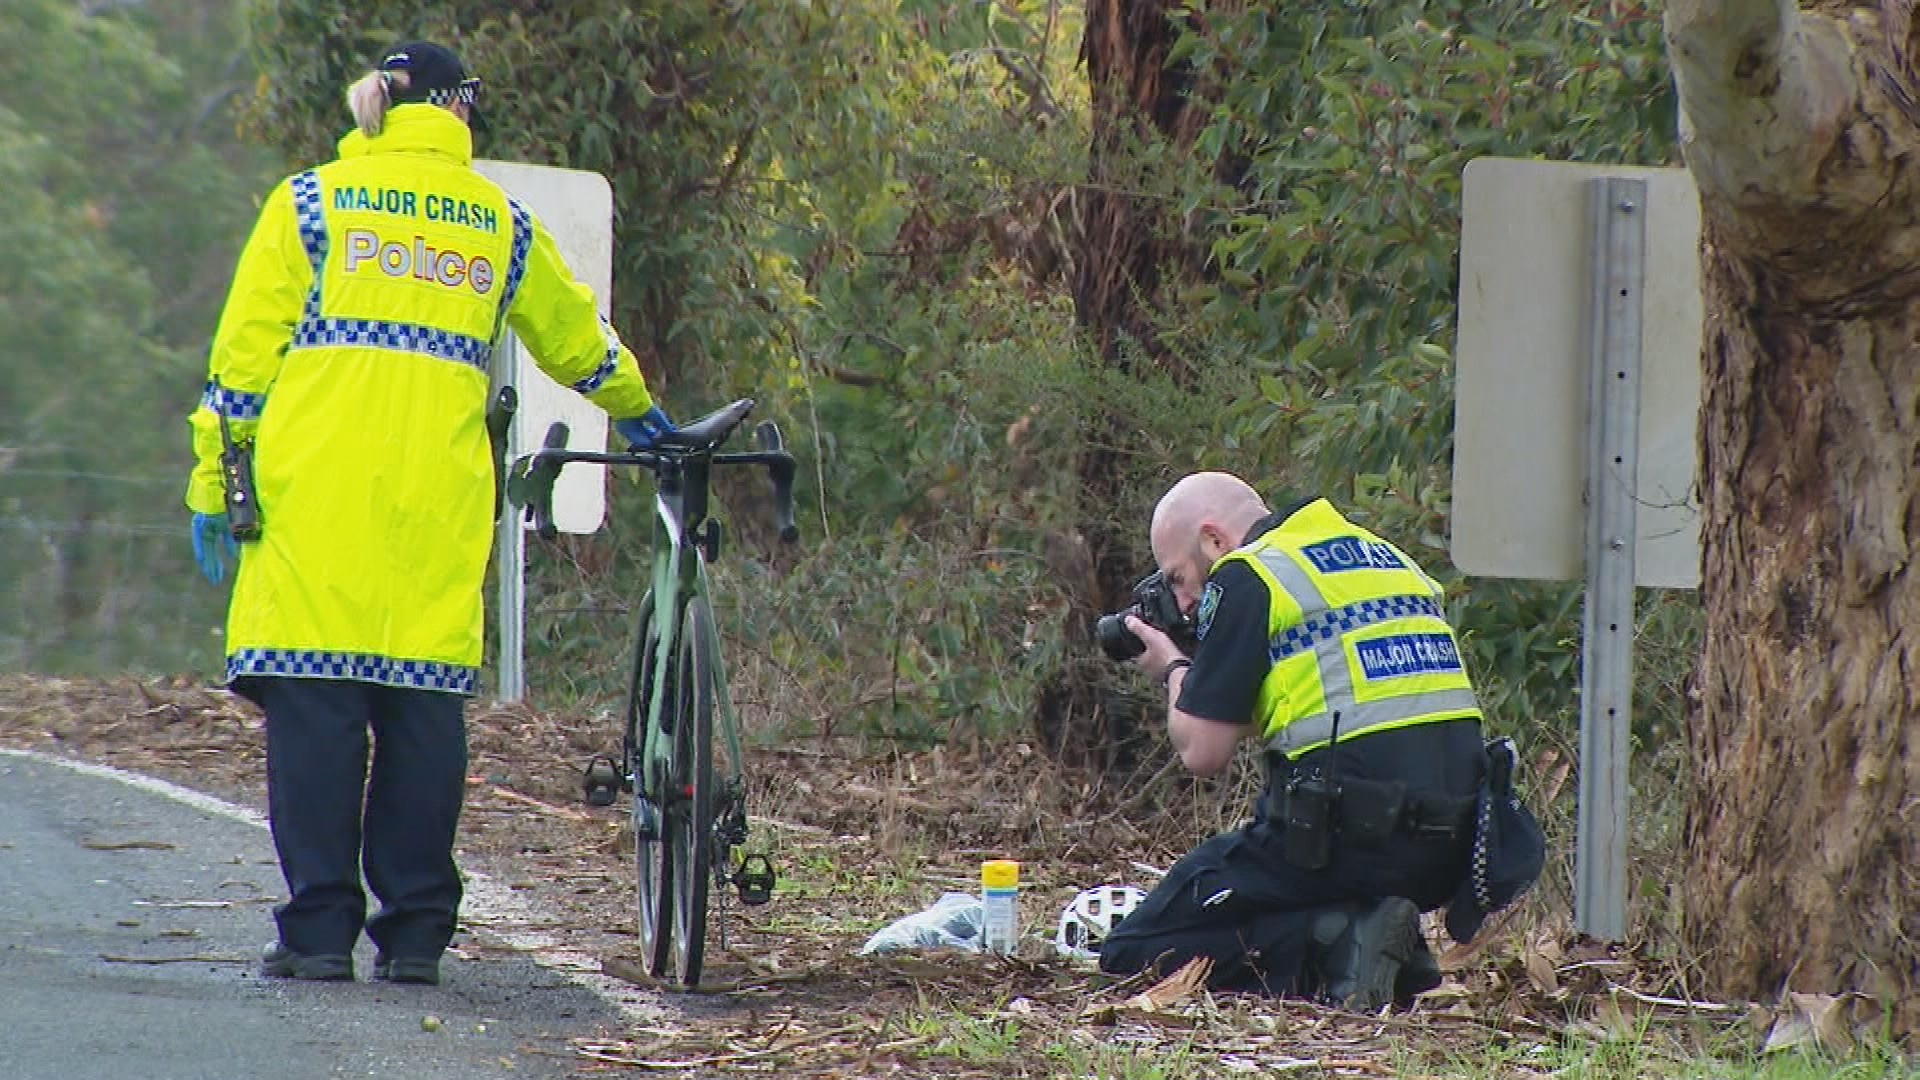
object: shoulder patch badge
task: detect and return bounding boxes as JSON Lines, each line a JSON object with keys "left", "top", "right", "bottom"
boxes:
{"left": 1195, "top": 581, "right": 1223, "bottom": 641}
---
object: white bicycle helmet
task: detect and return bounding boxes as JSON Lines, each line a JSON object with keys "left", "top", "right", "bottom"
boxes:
{"left": 1054, "top": 885, "right": 1147, "bottom": 962}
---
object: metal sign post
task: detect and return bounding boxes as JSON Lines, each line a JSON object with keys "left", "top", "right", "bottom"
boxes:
{"left": 1453, "top": 158, "right": 1703, "bottom": 942}
{"left": 1575, "top": 176, "right": 1646, "bottom": 941}
{"left": 493, "top": 334, "right": 527, "bottom": 703}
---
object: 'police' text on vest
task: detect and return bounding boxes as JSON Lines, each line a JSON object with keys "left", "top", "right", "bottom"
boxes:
{"left": 1300, "top": 536, "right": 1407, "bottom": 575}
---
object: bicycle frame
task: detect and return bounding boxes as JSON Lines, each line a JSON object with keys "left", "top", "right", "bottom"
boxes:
{"left": 632, "top": 454, "right": 746, "bottom": 813}
{"left": 507, "top": 399, "right": 795, "bottom": 983}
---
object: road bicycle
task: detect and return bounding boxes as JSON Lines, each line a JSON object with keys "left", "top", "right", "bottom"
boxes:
{"left": 509, "top": 398, "right": 797, "bottom": 987}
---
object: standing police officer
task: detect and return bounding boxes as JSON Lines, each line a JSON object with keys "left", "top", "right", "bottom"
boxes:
{"left": 1098, "top": 472, "right": 1487, "bottom": 1010}
{"left": 185, "top": 41, "right": 674, "bottom": 985}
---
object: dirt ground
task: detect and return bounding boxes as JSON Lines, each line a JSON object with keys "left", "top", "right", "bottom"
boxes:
{"left": 0, "top": 674, "right": 1802, "bottom": 1078}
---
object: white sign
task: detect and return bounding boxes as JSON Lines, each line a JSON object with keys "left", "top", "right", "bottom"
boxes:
{"left": 1452, "top": 158, "right": 1703, "bottom": 589}
{"left": 475, "top": 159, "right": 614, "bottom": 535}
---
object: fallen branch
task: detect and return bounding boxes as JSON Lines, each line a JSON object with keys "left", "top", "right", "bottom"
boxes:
{"left": 1271, "top": 1059, "right": 1394, "bottom": 1076}
{"left": 755, "top": 816, "right": 831, "bottom": 837}
{"left": 1607, "top": 982, "right": 1739, "bottom": 1013}
{"left": 83, "top": 839, "right": 176, "bottom": 851}
{"left": 486, "top": 785, "right": 595, "bottom": 822}
{"left": 601, "top": 955, "right": 659, "bottom": 988}
{"left": 100, "top": 953, "right": 248, "bottom": 965}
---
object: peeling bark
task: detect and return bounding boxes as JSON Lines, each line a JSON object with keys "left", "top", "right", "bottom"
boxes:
{"left": 1667, "top": 0, "right": 1919, "bottom": 1032}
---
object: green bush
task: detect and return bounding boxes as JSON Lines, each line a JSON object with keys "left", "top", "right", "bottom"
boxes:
{"left": 243, "top": 1, "right": 1700, "bottom": 894}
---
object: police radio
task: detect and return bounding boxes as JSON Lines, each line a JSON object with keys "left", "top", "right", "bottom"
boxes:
{"left": 217, "top": 414, "right": 262, "bottom": 543}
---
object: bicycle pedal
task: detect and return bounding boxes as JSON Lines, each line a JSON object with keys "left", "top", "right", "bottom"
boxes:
{"left": 732, "top": 854, "right": 776, "bottom": 906}
{"left": 581, "top": 755, "right": 620, "bottom": 807}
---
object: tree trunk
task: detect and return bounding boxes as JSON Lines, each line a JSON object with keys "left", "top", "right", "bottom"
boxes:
{"left": 1666, "top": 0, "right": 1918, "bottom": 1031}
{"left": 1038, "top": 0, "right": 1217, "bottom": 772}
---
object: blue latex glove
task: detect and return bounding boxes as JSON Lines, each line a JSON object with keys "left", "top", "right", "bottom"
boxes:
{"left": 190, "top": 512, "right": 240, "bottom": 585}
{"left": 614, "top": 405, "right": 675, "bottom": 450}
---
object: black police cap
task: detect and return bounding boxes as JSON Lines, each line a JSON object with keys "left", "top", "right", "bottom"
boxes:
{"left": 380, "top": 41, "right": 482, "bottom": 113}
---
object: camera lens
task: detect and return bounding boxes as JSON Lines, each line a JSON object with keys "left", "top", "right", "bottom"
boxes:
{"left": 1094, "top": 613, "right": 1145, "bottom": 662}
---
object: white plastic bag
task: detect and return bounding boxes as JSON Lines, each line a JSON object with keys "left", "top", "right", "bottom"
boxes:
{"left": 858, "top": 891, "right": 984, "bottom": 955}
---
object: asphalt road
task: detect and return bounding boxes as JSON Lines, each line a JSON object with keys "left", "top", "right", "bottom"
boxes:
{"left": 0, "top": 748, "right": 621, "bottom": 1080}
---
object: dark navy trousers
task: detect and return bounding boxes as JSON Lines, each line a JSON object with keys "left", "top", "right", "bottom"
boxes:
{"left": 1098, "top": 818, "right": 1466, "bottom": 994}
{"left": 252, "top": 677, "right": 467, "bottom": 960}
{"left": 1101, "top": 720, "right": 1484, "bottom": 994}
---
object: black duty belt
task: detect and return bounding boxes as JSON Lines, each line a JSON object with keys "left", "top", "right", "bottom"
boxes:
{"left": 1265, "top": 775, "right": 1477, "bottom": 844}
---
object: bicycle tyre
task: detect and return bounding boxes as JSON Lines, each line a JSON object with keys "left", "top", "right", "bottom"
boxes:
{"left": 627, "top": 590, "right": 675, "bottom": 977}
{"left": 665, "top": 595, "right": 717, "bottom": 987}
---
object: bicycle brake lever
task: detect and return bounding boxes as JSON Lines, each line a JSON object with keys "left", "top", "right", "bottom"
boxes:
{"left": 508, "top": 422, "right": 570, "bottom": 541}
{"left": 752, "top": 422, "right": 799, "bottom": 543}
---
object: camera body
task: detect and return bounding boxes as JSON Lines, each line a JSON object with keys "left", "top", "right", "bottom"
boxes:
{"left": 1095, "top": 570, "right": 1196, "bottom": 662}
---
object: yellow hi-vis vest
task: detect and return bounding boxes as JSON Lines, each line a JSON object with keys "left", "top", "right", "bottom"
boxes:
{"left": 1218, "top": 499, "right": 1482, "bottom": 759}
{"left": 185, "top": 105, "right": 656, "bottom": 694}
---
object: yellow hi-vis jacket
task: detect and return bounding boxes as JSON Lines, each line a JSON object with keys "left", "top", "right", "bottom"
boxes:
{"left": 1219, "top": 500, "right": 1482, "bottom": 759}
{"left": 186, "top": 104, "right": 657, "bottom": 695}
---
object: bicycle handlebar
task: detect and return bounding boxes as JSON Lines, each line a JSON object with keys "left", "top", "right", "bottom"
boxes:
{"left": 506, "top": 411, "right": 800, "bottom": 545}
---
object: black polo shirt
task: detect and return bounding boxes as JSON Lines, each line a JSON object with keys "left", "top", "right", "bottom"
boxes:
{"left": 1176, "top": 505, "right": 1484, "bottom": 801}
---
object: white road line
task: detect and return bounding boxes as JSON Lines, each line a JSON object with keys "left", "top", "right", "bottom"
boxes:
{"left": 0, "top": 745, "right": 663, "bottom": 1022}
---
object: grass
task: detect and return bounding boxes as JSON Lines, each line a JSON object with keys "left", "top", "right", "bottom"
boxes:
{"left": 750, "top": 844, "right": 926, "bottom": 937}
{"left": 1045, "top": 1036, "right": 1216, "bottom": 1079}
{"left": 1414, "top": 1037, "right": 1915, "bottom": 1079}
{"left": 890, "top": 1001, "right": 1914, "bottom": 1080}
{"left": 914, "top": 1014, "right": 1025, "bottom": 1064}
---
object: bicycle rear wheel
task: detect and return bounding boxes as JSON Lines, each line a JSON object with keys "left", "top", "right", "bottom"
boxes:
{"left": 664, "top": 595, "right": 717, "bottom": 987}
{"left": 627, "top": 591, "right": 675, "bottom": 977}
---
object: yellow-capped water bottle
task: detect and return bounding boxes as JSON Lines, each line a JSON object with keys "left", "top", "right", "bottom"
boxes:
{"left": 980, "top": 859, "right": 1020, "bottom": 955}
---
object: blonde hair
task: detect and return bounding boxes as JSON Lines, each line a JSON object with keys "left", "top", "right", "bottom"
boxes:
{"left": 346, "top": 69, "right": 410, "bottom": 137}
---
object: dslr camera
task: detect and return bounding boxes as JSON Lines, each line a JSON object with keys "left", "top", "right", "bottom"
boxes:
{"left": 1094, "top": 570, "right": 1197, "bottom": 662}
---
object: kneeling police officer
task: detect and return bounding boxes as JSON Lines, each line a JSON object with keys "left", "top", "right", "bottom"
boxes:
{"left": 1097, "top": 471, "right": 1535, "bottom": 1010}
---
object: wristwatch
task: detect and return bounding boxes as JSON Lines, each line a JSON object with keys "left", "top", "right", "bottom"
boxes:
{"left": 1156, "top": 658, "right": 1192, "bottom": 686}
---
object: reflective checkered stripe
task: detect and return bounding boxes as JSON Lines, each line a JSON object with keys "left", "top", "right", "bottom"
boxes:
{"left": 570, "top": 315, "right": 623, "bottom": 394}
{"left": 1242, "top": 542, "right": 1479, "bottom": 760}
{"left": 1469, "top": 791, "right": 1495, "bottom": 908}
{"left": 200, "top": 379, "right": 267, "bottom": 422}
{"left": 492, "top": 199, "right": 534, "bottom": 344}
{"left": 1268, "top": 593, "right": 1447, "bottom": 663}
{"left": 423, "top": 84, "right": 479, "bottom": 108}
{"left": 227, "top": 648, "right": 475, "bottom": 694}
{"left": 288, "top": 317, "right": 495, "bottom": 373}
{"left": 289, "top": 170, "right": 328, "bottom": 321}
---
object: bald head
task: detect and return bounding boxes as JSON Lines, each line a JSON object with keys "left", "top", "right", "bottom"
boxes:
{"left": 1153, "top": 472, "right": 1267, "bottom": 543}
{"left": 1149, "top": 472, "right": 1270, "bottom": 608}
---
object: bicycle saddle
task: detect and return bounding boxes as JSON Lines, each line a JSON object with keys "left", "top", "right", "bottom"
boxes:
{"left": 652, "top": 398, "right": 755, "bottom": 451}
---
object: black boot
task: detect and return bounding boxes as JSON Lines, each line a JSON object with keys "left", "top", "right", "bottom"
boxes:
{"left": 260, "top": 941, "right": 353, "bottom": 981}
{"left": 1308, "top": 897, "right": 1420, "bottom": 1012}
{"left": 1395, "top": 934, "right": 1443, "bottom": 1004}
